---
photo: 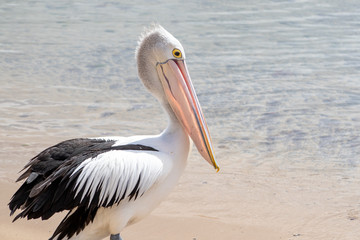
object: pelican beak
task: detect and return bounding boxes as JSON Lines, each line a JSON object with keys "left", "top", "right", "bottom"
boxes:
{"left": 156, "top": 59, "right": 219, "bottom": 172}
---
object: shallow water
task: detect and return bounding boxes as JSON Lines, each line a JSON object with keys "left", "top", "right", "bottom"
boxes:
{"left": 1, "top": 0, "right": 359, "bottom": 170}
{"left": 1, "top": 1, "right": 360, "bottom": 237}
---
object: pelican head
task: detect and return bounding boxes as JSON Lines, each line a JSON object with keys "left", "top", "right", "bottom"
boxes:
{"left": 136, "top": 25, "right": 219, "bottom": 171}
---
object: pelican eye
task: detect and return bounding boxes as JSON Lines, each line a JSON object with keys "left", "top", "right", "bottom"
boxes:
{"left": 172, "top": 48, "right": 182, "bottom": 58}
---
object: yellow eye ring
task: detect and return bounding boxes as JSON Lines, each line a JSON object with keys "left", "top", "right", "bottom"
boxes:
{"left": 172, "top": 48, "right": 182, "bottom": 58}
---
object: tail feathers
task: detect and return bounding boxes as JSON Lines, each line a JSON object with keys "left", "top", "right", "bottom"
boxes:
{"left": 50, "top": 205, "right": 98, "bottom": 240}
{"left": 9, "top": 177, "right": 59, "bottom": 221}
{"left": 9, "top": 179, "right": 40, "bottom": 217}
{"left": 10, "top": 180, "right": 99, "bottom": 240}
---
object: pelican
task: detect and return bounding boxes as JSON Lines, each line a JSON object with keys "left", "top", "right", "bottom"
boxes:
{"left": 9, "top": 25, "right": 219, "bottom": 240}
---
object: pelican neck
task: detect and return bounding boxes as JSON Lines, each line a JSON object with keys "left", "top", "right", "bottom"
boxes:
{"left": 159, "top": 102, "right": 188, "bottom": 141}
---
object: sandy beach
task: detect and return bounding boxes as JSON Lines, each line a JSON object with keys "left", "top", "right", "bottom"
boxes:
{"left": 0, "top": 138, "right": 286, "bottom": 240}
{"left": 1, "top": 179, "right": 283, "bottom": 240}
{"left": 1, "top": 136, "right": 359, "bottom": 240}
{"left": 0, "top": 148, "right": 283, "bottom": 240}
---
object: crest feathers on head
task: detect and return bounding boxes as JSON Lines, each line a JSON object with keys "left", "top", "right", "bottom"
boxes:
{"left": 135, "top": 24, "right": 167, "bottom": 56}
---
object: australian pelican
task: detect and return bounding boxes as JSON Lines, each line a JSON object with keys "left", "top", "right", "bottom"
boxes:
{"left": 9, "top": 25, "right": 219, "bottom": 240}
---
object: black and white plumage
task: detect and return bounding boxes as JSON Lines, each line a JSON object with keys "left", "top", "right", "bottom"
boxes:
{"left": 9, "top": 25, "right": 219, "bottom": 240}
{"left": 10, "top": 138, "right": 160, "bottom": 239}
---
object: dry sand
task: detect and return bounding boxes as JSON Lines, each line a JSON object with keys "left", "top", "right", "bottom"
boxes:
{"left": 0, "top": 180, "right": 282, "bottom": 240}
{"left": 0, "top": 138, "right": 284, "bottom": 240}
{"left": 1, "top": 136, "right": 359, "bottom": 240}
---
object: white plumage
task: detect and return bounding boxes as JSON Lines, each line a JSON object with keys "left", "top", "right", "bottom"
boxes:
{"left": 73, "top": 150, "right": 162, "bottom": 205}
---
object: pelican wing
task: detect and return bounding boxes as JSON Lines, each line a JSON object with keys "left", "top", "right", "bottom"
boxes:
{"left": 9, "top": 138, "right": 163, "bottom": 239}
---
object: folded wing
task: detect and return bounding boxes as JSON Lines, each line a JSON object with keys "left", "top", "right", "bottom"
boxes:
{"left": 9, "top": 138, "right": 163, "bottom": 240}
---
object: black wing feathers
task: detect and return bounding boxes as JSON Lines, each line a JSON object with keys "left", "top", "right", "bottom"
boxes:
{"left": 8, "top": 138, "right": 158, "bottom": 240}
{"left": 50, "top": 205, "right": 99, "bottom": 240}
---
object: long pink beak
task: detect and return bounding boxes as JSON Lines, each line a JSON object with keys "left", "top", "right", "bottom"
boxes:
{"left": 156, "top": 59, "right": 219, "bottom": 171}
